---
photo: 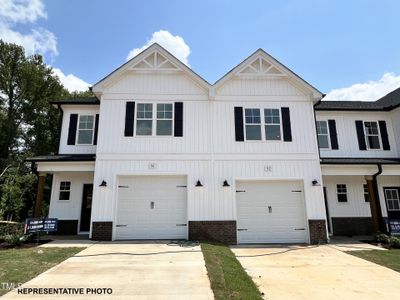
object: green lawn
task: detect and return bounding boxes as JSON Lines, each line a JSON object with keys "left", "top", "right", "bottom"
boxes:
{"left": 0, "top": 247, "right": 84, "bottom": 296}
{"left": 201, "top": 243, "right": 262, "bottom": 300}
{"left": 348, "top": 249, "right": 400, "bottom": 273}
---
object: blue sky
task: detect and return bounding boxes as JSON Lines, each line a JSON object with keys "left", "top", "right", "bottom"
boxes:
{"left": 1, "top": 0, "right": 400, "bottom": 100}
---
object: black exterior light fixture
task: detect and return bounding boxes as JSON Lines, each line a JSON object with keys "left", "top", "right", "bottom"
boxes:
{"left": 195, "top": 180, "right": 203, "bottom": 187}
{"left": 223, "top": 180, "right": 230, "bottom": 187}
{"left": 99, "top": 180, "right": 107, "bottom": 187}
{"left": 312, "top": 179, "right": 320, "bottom": 186}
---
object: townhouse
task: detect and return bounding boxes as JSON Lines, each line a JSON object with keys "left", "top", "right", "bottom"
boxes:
{"left": 28, "top": 44, "right": 400, "bottom": 244}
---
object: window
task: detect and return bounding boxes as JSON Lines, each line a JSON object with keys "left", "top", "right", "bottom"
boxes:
{"left": 156, "top": 104, "right": 173, "bottom": 135}
{"left": 336, "top": 184, "right": 348, "bottom": 202}
{"left": 77, "top": 115, "right": 94, "bottom": 144}
{"left": 59, "top": 181, "right": 71, "bottom": 200}
{"left": 244, "top": 108, "right": 261, "bottom": 140}
{"left": 363, "top": 184, "right": 370, "bottom": 202}
{"left": 136, "top": 103, "right": 153, "bottom": 136}
{"left": 316, "top": 121, "right": 330, "bottom": 149}
{"left": 385, "top": 189, "right": 400, "bottom": 211}
{"left": 264, "top": 109, "right": 281, "bottom": 140}
{"left": 364, "top": 121, "right": 381, "bottom": 149}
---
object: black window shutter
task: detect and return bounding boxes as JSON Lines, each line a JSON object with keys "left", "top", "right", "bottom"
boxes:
{"left": 124, "top": 102, "right": 135, "bottom": 137}
{"left": 174, "top": 102, "right": 183, "bottom": 137}
{"left": 328, "top": 119, "right": 339, "bottom": 150}
{"left": 379, "top": 120, "right": 390, "bottom": 150}
{"left": 67, "top": 114, "right": 78, "bottom": 145}
{"left": 281, "top": 107, "right": 292, "bottom": 142}
{"left": 234, "top": 107, "right": 244, "bottom": 142}
{"left": 93, "top": 114, "right": 99, "bottom": 145}
{"left": 355, "top": 120, "right": 367, "bottom": 150}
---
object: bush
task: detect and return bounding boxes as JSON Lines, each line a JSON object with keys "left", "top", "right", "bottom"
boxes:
{"left": 0, "top": 222, "right": 25, "bottom": 246}
{"left": 389, "top": 236, "right": 400, "bottom": 249}
{"left": 375, "top": 233, "right": 390, "bottom": 244}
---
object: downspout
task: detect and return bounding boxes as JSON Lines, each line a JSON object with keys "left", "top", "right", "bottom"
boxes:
{"left": 55, "top": 104, "right": 63, "bottom": 155}
{"left": 372, "top": 164, "right": 385, "bottom": 232}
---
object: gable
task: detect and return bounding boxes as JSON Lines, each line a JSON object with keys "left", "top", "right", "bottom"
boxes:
{"left": 214, "top": 50, "right": 323, "bottom": 100}
{"left": 92, "top": 43, "right": 210, "bottom": 96}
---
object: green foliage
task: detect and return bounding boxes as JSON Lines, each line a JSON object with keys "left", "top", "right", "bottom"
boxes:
{"left": 0, "top": 40, "right": 86, "bottom": 221}
{"left": 375, "top": 233, "right": 390, "bottom": 244}
{"left": 374, "top": 233, "right": 400, "bottom": 249}
{"left": 0, "top": 222, "right": 25, "bottom": 246}
{"left": 388, "top": 236, "right": 400, "bottom": 249}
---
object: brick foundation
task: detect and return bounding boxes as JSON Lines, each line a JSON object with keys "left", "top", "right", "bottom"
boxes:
{"left": 308, "top": 219, "right": 328, "bottom": 244}
{"left": 332, "top": 217, "right": 373, "bottom": 236}
{"left": 91, "top": 222, "right": 112, "bottom": 241}
{"left": 189, "top": 221, "right": 237, "bottom": 244}
{"left": 57, "top": 220, "right": 78, "bottom": 235}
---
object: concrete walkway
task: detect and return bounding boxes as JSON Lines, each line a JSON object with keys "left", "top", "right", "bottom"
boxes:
{"left": 5, "top": 241, "right": 213, "bottom": 299}
{"left": 232, "top": 243, "right": 400, "bottom": 300}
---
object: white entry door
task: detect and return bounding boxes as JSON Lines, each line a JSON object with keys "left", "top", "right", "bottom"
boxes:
{"left": 115, "top": 176, "right": 187, "bottom": 240}
{"left": 236, "top": 180, "right": 308, "bottom": 244}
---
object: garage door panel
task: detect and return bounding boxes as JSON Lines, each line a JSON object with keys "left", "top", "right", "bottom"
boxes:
{"left": 116, "top": 176, "right": 187, "bottom": 240}
{"left": 237, "top": 180, "right": 308, "bottom": 244}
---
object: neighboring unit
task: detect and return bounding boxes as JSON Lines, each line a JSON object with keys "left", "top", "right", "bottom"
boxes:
{"left": 28, "top": 44, "right": 400, "bottom": 244}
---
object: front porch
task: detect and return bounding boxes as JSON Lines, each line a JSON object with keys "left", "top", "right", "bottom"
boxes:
{"left": 321, "top": 158, "right": 400, "bottom": 236}
{"left": 28, "top": 154, "right": 95, "bottom": 236}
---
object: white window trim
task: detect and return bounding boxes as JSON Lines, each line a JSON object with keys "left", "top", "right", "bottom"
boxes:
{"left": 336, "top": 184, "right": 348, "bottom": 204}
{"left": 316, "top": 120, "right": 331, "bottom": 150}
{"left": 385, "top": 188, "right": 400, "bottom": 211}
{"left": 363, "top": 121, "right": 382, "bottom": 150}
{"left": 243, "top": 107, "right": 283, "bottom": 142}
{"left": 58, "top": 181, "right": 71, "bottom": 201}
{"left": 76, "top": 114, "right": 96, "bottom": 145}
{"left": 134, "top": 102, "right": 175, "bottom": 137}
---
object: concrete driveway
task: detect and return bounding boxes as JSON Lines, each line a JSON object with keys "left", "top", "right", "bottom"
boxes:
{"left": 232, "top": 243, "right": 400, "bottom": 300}
{"left": 5, "top": 241, "right": 213, "bottom": 299}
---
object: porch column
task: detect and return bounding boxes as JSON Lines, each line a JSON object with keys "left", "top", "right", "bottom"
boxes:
{"left": 365, "top": 176, "right": 380, "bottom": 233}
{"left": 34, "top": 172, "right": 47, "bottom": 218}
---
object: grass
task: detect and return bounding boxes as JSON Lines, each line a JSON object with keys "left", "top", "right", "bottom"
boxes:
{"left": 348, "top": 249, "right": 400, "bottom": 273}
{"left": 201, "top": 242, "right": 262, "bottom": 300}
{"left": 0, "top": 247, "right": 84, "bottom": 296}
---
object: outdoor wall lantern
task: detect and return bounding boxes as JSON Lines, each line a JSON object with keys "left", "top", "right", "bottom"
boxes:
{"left": 195, "top": 180, "right": 203, "bottom": 187}
{"left": 312, "top": 179, "right": 321, "bottom": 186}
{"left": 223, "top": 180, "right": 230, "bottom": 187}
{"left": 99, "top": 180, "right": 107, "bottom": 187}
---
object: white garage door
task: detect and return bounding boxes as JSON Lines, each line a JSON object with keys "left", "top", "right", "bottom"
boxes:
{"left": 115, "top": 176, "right": 187, "bottom": 240}
{"left": 236, "top": 181, "right": 308, "bottom": 244}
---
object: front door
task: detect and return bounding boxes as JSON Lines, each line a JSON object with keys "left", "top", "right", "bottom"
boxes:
{"left": 80, "top": 184, "right": 93, "bottom": 232}
{"left": 384, "top": 187, "right": 400, "bottom": 219}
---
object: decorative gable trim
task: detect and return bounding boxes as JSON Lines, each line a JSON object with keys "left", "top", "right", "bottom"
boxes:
{"left": 236, "top": 56, "right": 287, "bottom": 77}
{"left": 130, "top": 50, "right": 180, "bottom": 72}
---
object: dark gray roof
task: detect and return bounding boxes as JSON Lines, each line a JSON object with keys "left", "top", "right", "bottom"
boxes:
{"left": 376, "top": 87, "right": 400, "bottom": 109}
{"left": 50, "top": 97, "right": 99, "bottom": 105}
{"left": 27, "top": 154, "right": 96, "bottom": 162}
{"left": 321, "top": 157, "right": 400, "bottom": 165}
{"left": 315, "top": 101, "right": 384, "bottom": 111}
{"left": 316, "top": 86, "right": 400, "bottom": 111}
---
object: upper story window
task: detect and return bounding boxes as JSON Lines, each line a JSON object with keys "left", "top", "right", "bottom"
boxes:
{"left": 77, "top": 115, "right": 95, "bottom": 145}
{"left": 316, "top": 120, "right": 330, "bottom": 149}
{"left": 59, "top": 181, "right": 71, "bottom": 200}
{"left": 336, "top": 184, "right": 348, "bottom": 203}
{"left": 136, "top": 103, "right": 174, "bottom": 136}
{"left": 264, "top": 109, "right": 281, "bottom": 140}
{"left": 244, "top": 108, "right": 262, "bottom": 140}
{"left": 156, "top": 104, "right": 173, "bottom": 135}
{"left": 364, "top": 121, "right": 381, "bottom": 150}
{"left": 244, "top": 108, "right": 282, "bottom": 141}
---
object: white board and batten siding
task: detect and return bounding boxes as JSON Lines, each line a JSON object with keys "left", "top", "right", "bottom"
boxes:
{"left": 316, "top": 111, "right": 398, "bottom": 158}
{"left": 59, "top": 105, "right": 99, "bottom": 154}
{"left": 389, "top": 107, "right": 400, "bottom": 157}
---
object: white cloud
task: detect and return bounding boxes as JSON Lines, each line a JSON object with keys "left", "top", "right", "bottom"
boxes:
{"left": 126, "top": 30, "right": 191, "bottom": 65}
{"left": 52, "top": 68, "right": 91, "bottom": 92}
{"left": 0, "top": 0, "right": 57, "bottom": 56}
{"left": 325, "top": 73, "right": 400, "bottom": 101}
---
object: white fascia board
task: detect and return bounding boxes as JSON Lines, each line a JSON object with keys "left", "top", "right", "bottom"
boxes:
{"left": 36, "top": 162, "right": 95, "bottom": 173}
